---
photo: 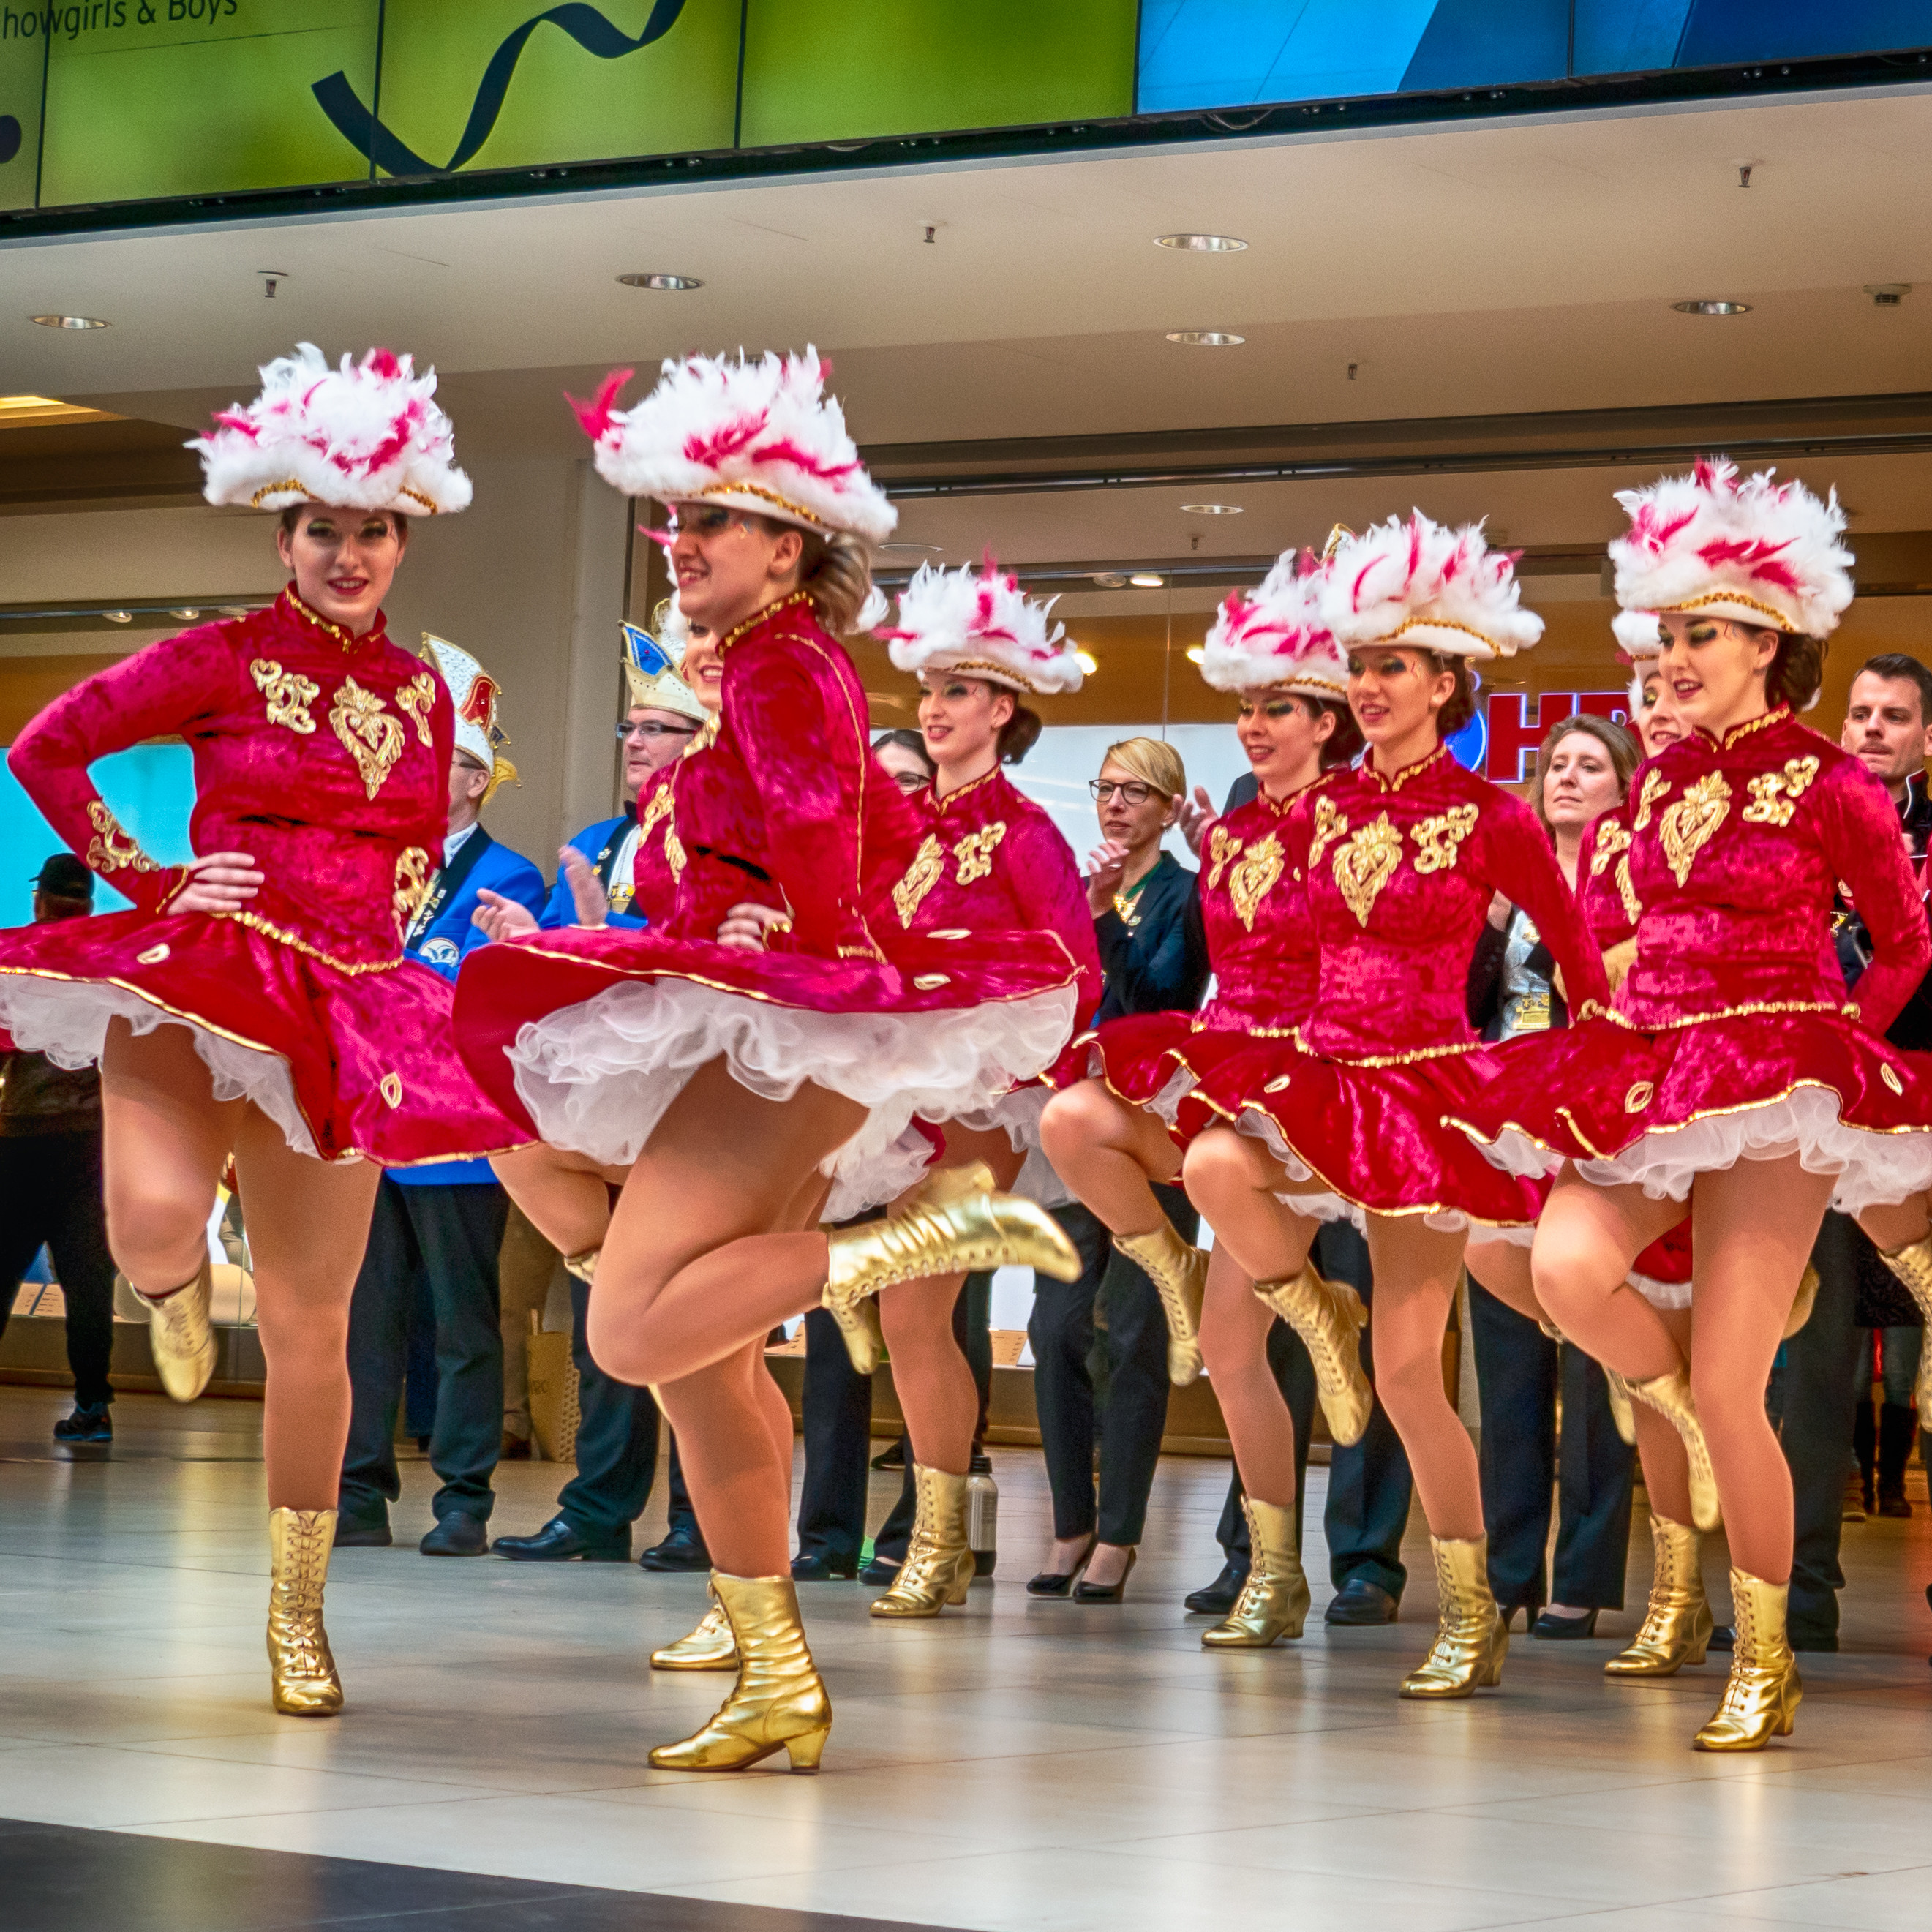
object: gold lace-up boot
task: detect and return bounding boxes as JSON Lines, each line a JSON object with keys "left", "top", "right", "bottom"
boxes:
{"left": 1253, "top": 1263, "right": 1372, "bottom": 1446}
{"left": 1113, "top": 1222, "right": 1209, "bottom": 1386}
{"left": 1783, "top": 1264, "right": 1820, "bottom": 1339}
{"left": 267, "top": 1508, "right": 343, "bottom": 1715}
{"left": 1694, "top": 1569, "right": 1801, "bottom": 1751}
{"left": 1878, "top": 1233, "right": 1932, "bottom": 1415}
{"left": 651, "top": 1596, "right": 739, "bottom": 1672}
{"left": 648, "top": 1573, "right": 830, "bottom": 1773}
{"left": 1606, "top": 1514, "right": 1711, "bottom": 1677}
{"left": 871, "top": 1464, "right": 974, "bottom": 1618}
{"left": 822, "top": 1162, "right": 1080, "bottom": 1374}
{"left": 1400, "top": 1534, "right": 1508, "bottom": 1699}
{"left": 135, "top": 1255, "right": 217, "bottom": 1403}
{"left": 1544, "top": 1316, "right": 1637, "bottom": 1446}
{"left": 563, "top": 1247, "right": 599, "bottom": 1286}
{"left": 1201, "top": 1497, "right": 1309, "bottom": 1648}
{"left": 1626, "top": 1368, "right": 1721, "bottom": 1532}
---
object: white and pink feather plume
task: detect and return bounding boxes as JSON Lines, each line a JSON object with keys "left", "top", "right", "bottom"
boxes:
{"left": 569, "top": 347, "right": 895, "bottom": 547}
{"left": 1609, "top": 458, "right": 1852, "bottom": 638}
{"left": 1198, "top": 549, "right": 1349, "bottom": 696}
{"left": 1612, "top": 608, "right": 1664, "bottom": 660}
{"left": 882, "top": 557, "right": 1084, "bottom": 696}
{"left": 1320, "top": 511, "right": 1543, "bottom": 661}
{"left": 190, "top": 343, "right": 470, "bottom": 516}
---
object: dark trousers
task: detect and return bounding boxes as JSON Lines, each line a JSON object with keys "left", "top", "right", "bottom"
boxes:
{"left": 1216, "top": 1222, "right": 1413, "bottom": 1599}
{"left": 1779, "top": 1209, "right": 1864, "bottom": 1642}
{"left": 341, "top": 1179, "right": 508, "bottom": 1525}
{"left": 0, "top": 1130, "right": 116, "bottom": 1409}
{"left": 1468, "top": 1279, "right": 1633, "bottom": 1613}
{"left": 558, "top": 1269, "right": 662, "bottom": 1538}
{"left": 797, "top": 1307, "right": 873, "bottom": 1566}
{"left": 1031, "top": 1190, "right": 1194, "bottom": 1546}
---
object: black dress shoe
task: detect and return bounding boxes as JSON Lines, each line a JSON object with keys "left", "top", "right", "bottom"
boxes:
{"left": 492, "top": 1514, "right": 630, "bottom": 1562}
{"left": 333, "top": 1518, "right": 393, "bottom": 1549}
{"left": 638, "top": 1525, "right": 711, "bottom": 1572}
{"left": 53, "top": 1402, "right": 113, "bottom": 1443}
{"left": 421, "top": 1513, "right": 489, "bottom": 1557}
{"left": 499, "top": 1435, "right": 532, "bottom": 1461}
{"left": 1710, "top": 1622, "right": 1735, "bottom": 1651}
{"left": 791, "top": 1552, "right": 858, "bottom": 1582}
{"left": 1029, "top": 1535, "right": 1097, "bottom": 1598}
{"left": 1183, "top": 1557, "right": 1248, "bottom": 1616}
{"left": 871, "top": 1440, "right": 905, "bottom": 1470}
{"left": 1072, "top": 1547, "right": 1136, "bottom": 1603}
{"left": 1530, "top": 1606, "right": 1600, "bottom": 1639}
{"left": 860, "top": 1555, "right": 901, "bottom": 1586}
{"left": 1325, "top": 1578, "right": 1399, "bottom": 1625}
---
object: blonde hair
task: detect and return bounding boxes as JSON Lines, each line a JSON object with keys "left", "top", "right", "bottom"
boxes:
{"left": 1102, "top": 736, "right": 1184, "bottom": 798}
{"left": 800, "top": 529, "right": 873, "bottom": 634}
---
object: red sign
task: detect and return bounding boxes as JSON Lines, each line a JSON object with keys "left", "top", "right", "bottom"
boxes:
{"left": 1484, "top": 691, "right": 1631, "bottom": 782}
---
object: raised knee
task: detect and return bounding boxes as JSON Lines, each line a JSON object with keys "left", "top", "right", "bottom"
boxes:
{"left": 1040, "top": 1082, "right": 1106, "bottom": 1162}
{"left": 104, "top": 1189, "right": 209, "bottom": 1287}
{"left": 1181, "top": 1128, "right": 1250, "bottom": 1211}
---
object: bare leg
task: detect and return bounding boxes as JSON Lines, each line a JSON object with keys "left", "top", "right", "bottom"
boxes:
{"left": 1531, "top": 1168, "right": 1689, "bottom": 1378}
{"left": 490, "top": 1143, "right": 626, "bottom": 1259}
{"left": 1040, "top": 1080, "right": 1181, "bottom": 1235}
{"left": 1464, "top": 1239, "right": 1545, "bottom": 1326}
{"left": 1181, "top": 1125, "right": 1320, "bottom": 1283}
{"left": 1199, "top": 1238, "right": 1300, "bottom": 1506}
{"left": 1859, "top": 1194, "right": 1931, "bottom": 1253}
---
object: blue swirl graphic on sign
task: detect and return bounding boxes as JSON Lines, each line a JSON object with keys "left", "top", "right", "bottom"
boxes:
{"left": 313, "top": 1, "right": 687, "bottom": 177}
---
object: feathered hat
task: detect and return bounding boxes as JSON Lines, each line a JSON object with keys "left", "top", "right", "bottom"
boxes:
{"left": 851, "top": 585, "right": 892, "bottom": 635}
{"left": 1609, "top": 457, "right": 1854, "bottom": 638}
{"left": 622, "top": 620, "right": 707, "bottom": 725}
{"left": 191, "top": 345, "right": 471, "bottom": 516}
{"left": 1198, "top": 549, "right": 1349, "bottom": 697}
{"left": 569, "top": 347, "right": 895, "bottom": 546}
{"left": 1612, "top": 608, "right": 1664, "bottom": 660}
{"left": 420, "top": 634, "right": 516, "bottom": 803}
{"left": 1320, "top": 511, "right": 1544, "bottom": 661}
{"left": 881, "top": 556, "right": 1085, "bottom": 696}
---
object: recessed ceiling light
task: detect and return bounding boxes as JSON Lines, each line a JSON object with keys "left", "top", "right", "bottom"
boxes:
{"left": 1671, "top": 299, "right": 1751, "bottom": 316}
{"left": 617, "top": 272, "right": 703, "bottom": 291}
{"left": 1092, "top": 572, "right": 1127, "bottom": 589}
{"left": 169, "top": 608, "right": 200, "bottom": 620}
{"left": 102, "top": 610, "right": 132, "bottom": 623}
{"left": 1156, "top": 233, "right": 1247, "bottom": 252}
{"left": 1129, "top": 573, "right": 1166, "bottom": 588}
{"left": 1165, "top": 330, "right": 1244, "bottom": 347}
{"left": 880, "top": 541, "right": 943, "bottom": 553}
{"left": 1181, "top": 502, "right": 1244, "bottom": 516}
{"left": 1075, "top": 650, "right": 1098, "bottom": 674}
{"left": 30, "top": 314, "right": 108, "bottom": 330}
{"left": 1185, "top": 645, "right": 1206, "bottom": 664}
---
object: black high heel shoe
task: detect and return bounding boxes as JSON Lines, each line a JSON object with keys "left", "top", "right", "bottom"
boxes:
{"left": 1530, "top": 1606, "right": 1600, "bottom": 1639}
{"left": 1027, "top": 1533, "right": 1097, "bottom": 1598}
{"left": 1073, "top": 1546, "right": 1138, "bottom": 1603}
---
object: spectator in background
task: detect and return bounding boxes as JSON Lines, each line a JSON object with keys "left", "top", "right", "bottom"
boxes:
{"left": 337, "top": 642, "right": 546, "bottom": 1554}
{"left": 0, "top": 855, "right": 117, "bottom": 1443}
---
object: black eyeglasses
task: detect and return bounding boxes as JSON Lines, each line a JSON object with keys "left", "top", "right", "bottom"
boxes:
{"left": 1089, "top": 779, "right": 1162, "bottom": 806}
{"left": 617, "top": 721, "right": 698, "bottom": 743}
{"left": 888, "top": 770, "right": 931, "bottom": 793}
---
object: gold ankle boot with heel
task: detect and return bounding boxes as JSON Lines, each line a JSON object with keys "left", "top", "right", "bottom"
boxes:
{"left": 563, "top": 1247, "right": 600, "bottom": 1286}
{"left": 651, "top": 1595, "right": 739, "bottom": 1671}
{"left": 1606, "top": 1514, "right": 1712, "bottom": 1677}
{"left": 1400, "top": 1534, "right": 1508, "bottom": 1699}
{"left": 1202, "top": 1497, "right": 1309, "bottom": 1648}
{"left": 267, "top": 1508, "right": 343, "bottom": 1715}
{"left": 1878, "top": 1233, "right": 1932, "bottom": 1415}
{"left": 871, "top": 1464, "right": 974, "bottom": 1618}
{"left": 1113, "top": 1222, "right": 1208, "bottom": 1386}
{"left": 648, "top": 1573, "right": 830, "bottom": 1773}
{"left": 1253, "top": 1263, "right": 1372, "bottom": 1445}
{"left": 1694, "top": 1568, "right": 1800, "bottom": 1751}
{"left": 136, "top": 1255, "right": 217, "bottom": 1403}
{"left": 1626, "top": 1368, "right": 1722, "bottom": 1533}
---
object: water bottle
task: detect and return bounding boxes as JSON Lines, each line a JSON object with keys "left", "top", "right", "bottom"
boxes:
{"left": 967, "top": 1466, "right": 999, "bottom": 1577}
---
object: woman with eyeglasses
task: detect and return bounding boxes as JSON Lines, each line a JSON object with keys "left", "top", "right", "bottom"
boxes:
{"left": 455, "top": 352, "right": 1082, "bottom": 1774}
{"left": 871, "top": 727, "right": 936, "bottom": 797}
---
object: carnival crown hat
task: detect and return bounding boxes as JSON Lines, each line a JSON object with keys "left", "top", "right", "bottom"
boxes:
{"left": 881, "top": 555, "right": 1085, "bottom": 696}
{"left": 1198, "top": 549, "right": 1350, "bottom": 697}
{"left": 1320, "top": 511, "right": 1544, "bottom": 662}
{"left": 191, "top": 345, "right": 472, "bottom": 516}
{"left": 420, "top": 634, "right": 516, "bottom": 803}
{"left": 569, "top": 347, "right": 896, "bottom": 546}
{"left": 623, "top": 617, "right": 707, "bottom": 725}
{"left": 1610, "top": 456, "right": 1854, "bottom": 638}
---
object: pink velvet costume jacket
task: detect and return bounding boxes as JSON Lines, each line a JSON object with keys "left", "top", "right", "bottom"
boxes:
{"left": 1190, "top": 743, "right": 1609, "bottom": 1234}
{"left": 1050, "top": 772, "right": 1334, "bottom": 1144}
{"left": 1453, "top": 707, "right": 1932, "bottom": 1216}
{"left": 453, "top": 593, "right": 1085, "bottom": 1187}
{"left": 0, "top": 590, "right": 530, "bottom": 1165}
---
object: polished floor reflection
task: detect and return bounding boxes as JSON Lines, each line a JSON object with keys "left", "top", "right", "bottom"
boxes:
{"left": 1, "top": 1384, "right": 1929, "bottom": 1932}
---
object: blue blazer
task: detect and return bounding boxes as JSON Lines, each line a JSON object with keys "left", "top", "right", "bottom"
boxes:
{"left": 541, "top": 810, "right": 649, "bottom": 931}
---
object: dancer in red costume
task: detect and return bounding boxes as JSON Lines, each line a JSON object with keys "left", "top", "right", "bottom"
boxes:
{"left": 1177, "top": 515, "right": 1607, "bottom": 1699}
{"left": 455, "top": 350, "right": 1080, "bottom": 1773}
{"left": 1040, "top": 549, "right": 1369, "bottom": 1645}
{"left": 1456, "top": 461, "right": 1931, "bottom": 1749}
{"left": 0, "top": 345, "right": 525, "bottom": 1714}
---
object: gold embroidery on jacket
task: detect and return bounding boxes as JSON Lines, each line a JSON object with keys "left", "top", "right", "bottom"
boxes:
{"left": 392, "top": 847, "right": 432, "bottom": 936}
{"left": 330, "top": 677, "right": 406, "bottom": 800}
{"left": 664, "top": 824, "right": 686, "bottom": 881}
{"left": 1228, "top": 833, "right": 1285, "bottom": 931}
{"left": 1659, "top": 770, "right": 1732, "bottom": 886}
{"left": 893, "top": 835, "right": 946, "bottom": 927}
{"left": 1741, "top": 756, "right": 1821, "bottom": 828}
{"left": 638, "top": 782, "right": 673, "bottom": 844}
{"left": 84, "top": 801, "right": 156, "bottom": 875}
{"left": 1332, "top": 813, "right": 1402, "bottom": 926}
{"left": 1634, "top": 769, "right": 1671, "bottom": 831}
{"left": 953, "top": 822, "right": 1007, "bottom": 884}
{"left": 395, "top": 671, "right": 438, "bottom": 747}
{"left": 1206, "top": 823, "right": 1241, "bottom": 890}
{"left": 1410, "top": 803, "right": 1479, "bottom": 874}
{"left": 249, "top": 658, "right": 319, "bottom": 734}
{"left": 683, "top": 713, "right": 721, "bottom": 759}
{"left": 1589, "top": 822, "right": 1631, "bottom": 876}
{"left": 1615, "top": 855, "right": 1642, "bottom": 925}
{"left": 1307, "top": 795, "right": 1349, "bottom": 870}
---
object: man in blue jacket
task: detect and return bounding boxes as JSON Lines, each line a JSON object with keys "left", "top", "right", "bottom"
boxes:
{"left": 337, "top": 637, "right": 546, "bottom": 1555}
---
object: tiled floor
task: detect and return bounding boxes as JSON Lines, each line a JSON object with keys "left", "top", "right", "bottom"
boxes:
{"left": 1, "top": 1383, "right": 1930, "bottom": 1931}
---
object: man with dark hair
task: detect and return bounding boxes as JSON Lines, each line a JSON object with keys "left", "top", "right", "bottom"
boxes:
{"left": 0, "top": 856, "right": 117, "bottom": 1443}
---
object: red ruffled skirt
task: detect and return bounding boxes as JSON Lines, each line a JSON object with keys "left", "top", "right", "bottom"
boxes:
{"left": 0, "top": 910, "right": 527, "bottom": 1165}
{"left": 1450, "top": 1010, "right": 1932, "bottom": 1218}
{"left": 1048, "top": 1011, "right": 1258, "bottom": 1151}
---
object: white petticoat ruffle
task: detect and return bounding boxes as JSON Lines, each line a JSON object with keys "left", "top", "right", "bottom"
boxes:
{"left": 1631, "top": 1270, "right": 1694, "bottom": 1311}
{"left": 1474, "top": 1086, "right": 1932, "bottom": 1219}
{"left": 0, "top": 974, "right": 315, "bottom": 1157}
{"left": 508, "top": 974, "right": 1077, "bottom": 1205}
{"left": 821, "top": 1124, "right": 936, "bottom": 1225}
{"left": 955, "top": 1084, "right": 1072, "bottom": 1209}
